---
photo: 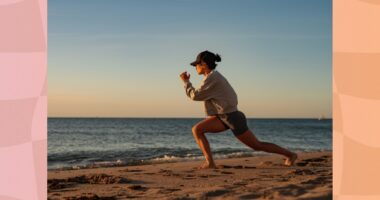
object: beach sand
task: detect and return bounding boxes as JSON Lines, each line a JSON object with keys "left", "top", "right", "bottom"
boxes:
{"left": 48, "top": 151, "right": 332, "bottom": 200}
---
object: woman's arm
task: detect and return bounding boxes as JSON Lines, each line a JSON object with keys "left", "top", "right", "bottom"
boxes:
{"left": 184, "top": 76, "right": 217, "bottom": 101}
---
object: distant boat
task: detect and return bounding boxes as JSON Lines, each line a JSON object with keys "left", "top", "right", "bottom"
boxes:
{"left": 318, "top": 114, "right": 325, "bottom": 120}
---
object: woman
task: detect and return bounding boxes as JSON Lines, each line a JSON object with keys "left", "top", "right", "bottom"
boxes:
{"left": 179, "top": 50, "right": 298, "bottom": 169}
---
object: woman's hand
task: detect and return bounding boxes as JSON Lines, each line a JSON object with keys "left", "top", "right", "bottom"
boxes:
{"left": 180, "top": 71, "right": 190, "bottom": 82}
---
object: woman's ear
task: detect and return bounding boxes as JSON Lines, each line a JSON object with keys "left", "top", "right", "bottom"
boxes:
{"left": 200, "top": 61, "right": 208, "bottom": 69}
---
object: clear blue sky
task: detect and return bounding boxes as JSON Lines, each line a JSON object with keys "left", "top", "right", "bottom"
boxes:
{"left": 48, "top": 0, "right": 332, "bottom": 118}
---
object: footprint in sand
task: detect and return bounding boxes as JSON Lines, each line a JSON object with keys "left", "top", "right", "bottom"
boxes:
{"left": 69, "top": 174, "right": 130, "bottom": 184}
{"left": 269, "top": 183, "right": 310, "bottom": 197}
{"left": 182, "top": 174, "right": 197, "bottom": 179}
{"left": 48, "top": 174, "right": 130, "bottom": 192}
{"left": 296, "top": 156, "right": 331, "bottom": 167}
{"left": 163, "top": 173, "right": 181, "bottom": 177}
{"left": 197, "top": 174, "right": 220, "bottom": 178}
{"left": 48, "top": 179, "right": 76, "bottom": 191}
{"left": 128, "top": 184, "right": 148, "bottom": 191}
{"left": 129, "top": 169, "right": 144, "bottom": 173}
{"left": 239, "top": 193, "right": 261, "bottom": 199}
{"left": 157, "top": 188, "right": 181, "bottom": 194}
{"left": 143, "top": 172, "right": 155, "bottom": 175}
{"left": 233, "top": 181, "right": 248, "bottom": 186}
{"left": 220, "top": 165, "right": 254, "bottom": 169}
{"left": 306, "top": 158, "right": 327, "bottom": 162}
{"left": 296, "top": 162, "right": 308, "bottom": 167}
{"left": 315, "top": 169, "right": 329, "bottom": 173}
{"left": 202, "top": 189, "right": 230, "bottom": 198}
{"left": 158, "top": 169, "right": 176, "bottom": 176}
{"left": 286, "top": 169, "right": 316, "bottom": 176}
{"left": 301, "top": 176, "right": 331, "bottom": 185}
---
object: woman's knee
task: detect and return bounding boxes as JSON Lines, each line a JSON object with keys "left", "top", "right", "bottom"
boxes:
{"left": 192, "top": 125, "right": 205, "bottom": 137}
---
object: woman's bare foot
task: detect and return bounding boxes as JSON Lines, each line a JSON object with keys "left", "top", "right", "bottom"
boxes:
{"left": 284, "top": 153, "right": 298, "bottom": 166}
{"left": 198, "top": 161, "right": 216, "bottom": 169}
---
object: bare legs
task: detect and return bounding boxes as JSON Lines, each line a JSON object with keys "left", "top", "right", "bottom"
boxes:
{"left": 191, "top": 116, "right": 228, "bottom": 169}
{"left": 235, "top": 130, "right": 298, "bottom": 166}
{"left": 191, "top": 116, "right": 298, "bottom": 169}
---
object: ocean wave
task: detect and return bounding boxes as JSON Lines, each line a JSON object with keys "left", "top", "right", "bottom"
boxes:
{"left": 141, "top": 151, "right": 262, "bottom": 164}
{"left": 48, "top": 148, "right": 331, "bottom": 170}
{"left": 48, "top": 151, "right": 258, "bottom": 170}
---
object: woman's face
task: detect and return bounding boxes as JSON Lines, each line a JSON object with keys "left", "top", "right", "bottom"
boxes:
{"left": 195, "top": 62, "right": 208, "bottom": 75}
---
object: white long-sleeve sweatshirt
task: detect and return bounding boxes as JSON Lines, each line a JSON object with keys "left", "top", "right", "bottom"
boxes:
{"left": 183, "top": 70, "right": 238, "bottom": 116}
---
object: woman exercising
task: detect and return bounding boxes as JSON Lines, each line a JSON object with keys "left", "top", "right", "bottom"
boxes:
{"left": 179, "top": 50, "right": 298, "bottom": 169}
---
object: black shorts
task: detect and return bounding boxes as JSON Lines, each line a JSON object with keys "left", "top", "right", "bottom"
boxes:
{"left": 215, "top": 111, "right": 249, "bottom": 136}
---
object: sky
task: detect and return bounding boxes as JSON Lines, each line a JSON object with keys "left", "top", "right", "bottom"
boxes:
{"left": 48, "top": 0, "right": 332, "bottom": 118}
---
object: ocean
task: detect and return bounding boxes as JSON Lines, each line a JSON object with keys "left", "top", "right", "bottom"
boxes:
{"left": 48, "top": 118, "right": 332, "bottom": 170}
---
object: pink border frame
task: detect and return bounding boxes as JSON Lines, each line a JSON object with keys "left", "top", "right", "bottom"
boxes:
{"left": 333, "top": 0, "right": 380, "bottom": 199}
{"left": 0, "top": 0, "right": 47, "bottom": 199}
{"left": 1, "top": 0, "right": 380, "bottom": 199}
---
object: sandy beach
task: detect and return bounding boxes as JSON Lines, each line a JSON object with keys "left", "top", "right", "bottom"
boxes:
{"left": 48, "top": 151, "right": 332, "bottom": 200}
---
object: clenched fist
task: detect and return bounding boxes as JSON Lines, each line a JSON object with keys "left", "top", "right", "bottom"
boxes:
{"left": 180, "top": 71, "right": 190, "bottom": 82}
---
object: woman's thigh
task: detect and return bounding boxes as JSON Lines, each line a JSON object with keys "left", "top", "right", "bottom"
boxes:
{"left": 235, "top": 129, "right": 261, "bottom": 147}
{"left": 193, "top": 116, "right": 229, "bottom": 134}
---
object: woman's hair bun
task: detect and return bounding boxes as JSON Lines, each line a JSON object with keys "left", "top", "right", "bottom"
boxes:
{"left": 214, "top": 54, "right": 221, "bottom": 62}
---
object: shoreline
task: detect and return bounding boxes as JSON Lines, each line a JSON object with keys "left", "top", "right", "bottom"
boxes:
{"left": 48, "top": 150, "right": 331, "bottom": 171}
{"left": 48, "top": 151, "right": 332, "bottom": 199}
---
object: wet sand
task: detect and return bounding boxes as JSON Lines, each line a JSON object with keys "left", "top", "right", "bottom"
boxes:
{"left": 48, "top": 151, "right": 332, "bottom": 200}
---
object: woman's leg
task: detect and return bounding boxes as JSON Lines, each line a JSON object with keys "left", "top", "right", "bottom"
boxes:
{"left": 192, "top": 116, "right": 228, "bottom": 169}
{"left": 235, "top": 129, "right": 298, "bottom": 166}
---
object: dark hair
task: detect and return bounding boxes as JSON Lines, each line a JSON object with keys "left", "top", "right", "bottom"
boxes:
{"left": 202, "top": 52, "right": 222, "bottom": 70}
{"left": 190, "top": 50, "right": 222, "bottom": 69}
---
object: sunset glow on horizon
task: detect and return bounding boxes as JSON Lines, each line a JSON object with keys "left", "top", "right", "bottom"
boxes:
{"left": 49, "top": 0, "right": 332, "bottom": 118}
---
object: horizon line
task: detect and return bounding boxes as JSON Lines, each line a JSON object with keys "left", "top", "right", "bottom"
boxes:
{"left": 48, "top": 116, "right": 332, "bottom": 120}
